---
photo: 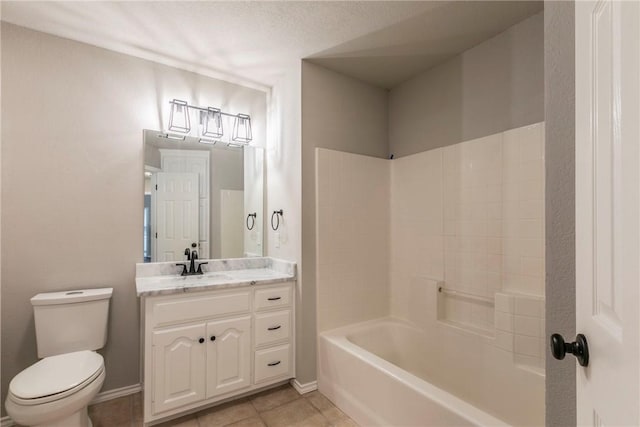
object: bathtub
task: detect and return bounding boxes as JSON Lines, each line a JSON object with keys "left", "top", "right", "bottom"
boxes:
{"left": 318, "top": 318, "right": 544, "bottom": 427}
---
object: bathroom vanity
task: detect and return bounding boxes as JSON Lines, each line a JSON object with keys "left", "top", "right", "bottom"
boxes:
{"left": 136, "top": 258, "right": 296, "bottom": 425}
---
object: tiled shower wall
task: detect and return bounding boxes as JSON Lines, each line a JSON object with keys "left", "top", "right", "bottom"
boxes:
{"left": 442, "top": 123, "right": 545, "bottom": 299}
{"left": 390, "top": 149, "right": 444, "bottom": 316}
{"left": 316, "top": 123, "right": 545, "bottom": 367}
{"left": 391, "top": 122, "right": 546, "bottom": 369}
{"left": 316, "top": 148, "right": 390, "bottom": 332}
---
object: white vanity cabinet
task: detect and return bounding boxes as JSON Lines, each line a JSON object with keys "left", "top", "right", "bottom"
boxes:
{"left": 141, "top": 282, "right": 295, "bottom": 425}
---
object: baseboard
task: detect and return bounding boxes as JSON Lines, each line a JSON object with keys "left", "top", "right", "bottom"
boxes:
{"left": 90, "top": 383, "right": 142, "bottom": 405}
{"left": 0, "top": 384, "right": 142, "bottom": 427}
{"left": 290, "top": 379, "right": 318, "bottom": 394}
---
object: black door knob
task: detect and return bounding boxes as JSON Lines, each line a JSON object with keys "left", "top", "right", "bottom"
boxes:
{"left": 210, "top": 336, "right": 216, "bottom": 342}
{"left": 198, "top": 338, "right": 205, "bottom": 344}
{"left": 550, "top": 333, "right": 589, "bottom": 367}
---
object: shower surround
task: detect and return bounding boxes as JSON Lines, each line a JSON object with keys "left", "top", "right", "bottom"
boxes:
{"left": 316, "top": 122, "right": 545, "bottom": 426}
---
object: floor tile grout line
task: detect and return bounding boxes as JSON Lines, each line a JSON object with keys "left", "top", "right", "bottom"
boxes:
{"left": 98, "top": 386, "right": 354, "bottom": 427}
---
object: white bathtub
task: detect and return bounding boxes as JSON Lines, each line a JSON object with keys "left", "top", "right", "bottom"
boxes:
{"left": 318, "top": 318, "right": 544, "bottom": 427}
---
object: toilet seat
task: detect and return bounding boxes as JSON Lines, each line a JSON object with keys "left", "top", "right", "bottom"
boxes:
{"left": 8, "top": 351, "right": 104, "bottom": 405}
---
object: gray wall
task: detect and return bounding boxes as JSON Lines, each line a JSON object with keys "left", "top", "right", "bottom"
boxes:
{"left": 1, "top": 23, "right": 266, "bottom": 414}
{"left": 388, "top": 11, "right": 544, "bottom": 157}
{"left": 301, "top": 61, "right": 388, "bottom": 382}
{"left": 544, "top": 1, "right": 575, "bottom": 425}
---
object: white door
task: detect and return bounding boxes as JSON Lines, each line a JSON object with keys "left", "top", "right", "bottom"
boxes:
{"left": 206, "top": 316, "right": 251, "bottom": 398}
{"left": 154, "top": 172, "right": 199, "bottom": 262}
{"left": 575, "top": 1, "right": 640, "bottom": 425}
{"left": 161, "top": 149, "right": 210, "bottom": 258}
{"left": 152, "top": 323, "right": 206, "bottom": 414}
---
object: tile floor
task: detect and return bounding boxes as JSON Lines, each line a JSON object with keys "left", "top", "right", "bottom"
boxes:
{"left": 87, "top": 384, "right": 358, "bottom": 427}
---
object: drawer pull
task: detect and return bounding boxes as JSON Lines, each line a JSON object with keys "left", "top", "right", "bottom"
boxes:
{"left": 267, "top": 297, "right": 281, "bottom": 301}
{"left": 267, "top": 361, "right": 281, "bottom": 367}
{"left": 198, "top": 338, "right": 205, "bottom": 344}
{"left": 210, "top": 336, "right": 216, "bottom": 342}
{"left": 267, "top": 325, "right": 281, "bottom": 331}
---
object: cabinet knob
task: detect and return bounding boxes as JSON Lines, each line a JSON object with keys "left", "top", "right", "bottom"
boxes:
{"left": 210, "top": 336, "right": 216, "bottom": 342}
{"left": 198, "top": 338, "right": 205, "bottom": 344}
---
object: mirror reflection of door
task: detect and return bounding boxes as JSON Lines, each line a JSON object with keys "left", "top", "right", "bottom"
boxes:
{"left": 153, "top": 172, "right": 200, "bottom": 262}
{"left": 161, "top": 149, "right": 211, "bottom": 259}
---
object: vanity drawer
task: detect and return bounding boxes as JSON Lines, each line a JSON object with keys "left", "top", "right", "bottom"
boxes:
{"left": 254, "top": 344, "right": 291, "bottom": 384}
{"left": 254, "top": 310, "right": 291, "bottom": 347}
{"left": 151, "top": 291, "right": 250, "bottom": 327}
{"left": 254, "top": 285, "right": 292, "bottom": 311}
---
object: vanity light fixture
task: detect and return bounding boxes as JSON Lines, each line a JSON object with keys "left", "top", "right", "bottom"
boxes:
{"left": 198, "top": 137, "right": 217, "bottom": 145}
{"left": 168, "top": 99, "right": 191, "bottom": 133}
{"left": 167, "top": 100, "right": 252, "bottom": 144}
{"left": 201, "top": 107, "right": 223, "bottom": 138}
{"left": 232, "top": 114, "right": 252, "bottom": 143}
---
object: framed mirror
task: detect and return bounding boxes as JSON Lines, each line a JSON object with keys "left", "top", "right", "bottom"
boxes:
{"left": 143, "top": 129, "right": 264, "bottom": 262}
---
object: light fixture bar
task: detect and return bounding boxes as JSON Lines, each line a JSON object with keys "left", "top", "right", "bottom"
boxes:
{"left": 168, "top": 100, "right": 250, "bottom": 120}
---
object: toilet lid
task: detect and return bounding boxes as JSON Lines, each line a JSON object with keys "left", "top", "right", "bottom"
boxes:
{"left": 9, "top": 351, "right": 104, "bottom": 400}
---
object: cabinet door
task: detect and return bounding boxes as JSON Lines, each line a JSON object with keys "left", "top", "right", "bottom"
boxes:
{"left": 152, "top": 323, "right": 206, "bottom": 414}
{"left": 206, "top": 316, "right": 251, "bottom": 398}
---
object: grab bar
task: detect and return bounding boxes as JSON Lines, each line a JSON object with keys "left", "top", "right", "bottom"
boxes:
{"left": 438, "top": 286, "right": 494, "bottom": 304}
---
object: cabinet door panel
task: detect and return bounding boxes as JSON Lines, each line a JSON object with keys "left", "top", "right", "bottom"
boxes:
{"left": 152, "top": 323, "right": 206, "bottom": 414}
{"left": 206, "top": 316, "right": 251, "bottom": 398}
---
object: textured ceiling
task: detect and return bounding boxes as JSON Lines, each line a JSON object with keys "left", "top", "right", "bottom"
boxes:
{"left": 1, "top": 1, "right": 543, "bottom": 90}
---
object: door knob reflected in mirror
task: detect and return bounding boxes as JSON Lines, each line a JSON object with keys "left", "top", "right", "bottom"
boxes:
{"left": 550, "top": 333, "right": 589, "bottom": 367}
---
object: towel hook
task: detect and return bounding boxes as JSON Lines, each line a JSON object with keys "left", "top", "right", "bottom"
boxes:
{"left": 271, "top": 210, "right": 283, "bottom": 231}
{"left": 246, "top": 213, "right": 257, "bottom": 231}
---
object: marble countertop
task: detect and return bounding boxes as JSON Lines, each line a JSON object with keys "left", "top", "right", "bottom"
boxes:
{"left": 136, "top": 257, "right": 296, "bottom": 297}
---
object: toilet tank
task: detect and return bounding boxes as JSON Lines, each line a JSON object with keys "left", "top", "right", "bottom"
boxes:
{"left": 31, "top": 288, "right": 113, "bottom": 358}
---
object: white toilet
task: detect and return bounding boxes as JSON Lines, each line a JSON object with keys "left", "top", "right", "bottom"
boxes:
{"left": 5, "top": 288, "right": 113, "bottom": 427}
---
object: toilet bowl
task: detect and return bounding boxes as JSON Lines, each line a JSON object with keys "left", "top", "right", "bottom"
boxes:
{"left": 4, "top": 288, "right": 112, "bottom": 427}
{"left": 5, "top": 351, "right": 105, "bottom": 427}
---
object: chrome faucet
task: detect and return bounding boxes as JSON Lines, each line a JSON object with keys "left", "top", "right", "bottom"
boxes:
{"left": 176, "top": 248, "right": 208, "bottom": 276}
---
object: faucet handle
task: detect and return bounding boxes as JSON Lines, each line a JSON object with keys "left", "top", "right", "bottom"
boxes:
{"left": 175, "top": 263, "right": 188, "bottom": 276}
{"left": 184, "top": 248, "right": 191, "bottom": 260}
{"left": 196, "top": 262, "right": 208, "bottom": 274}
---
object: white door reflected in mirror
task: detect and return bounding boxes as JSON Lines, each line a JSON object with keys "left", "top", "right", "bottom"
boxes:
{"left": 154, "top": 172, "right": 200, "bottom": 262}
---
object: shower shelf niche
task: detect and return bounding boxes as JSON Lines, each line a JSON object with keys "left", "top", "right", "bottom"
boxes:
{"left": 436, "top": 285, "right": 495, "bottom": 338}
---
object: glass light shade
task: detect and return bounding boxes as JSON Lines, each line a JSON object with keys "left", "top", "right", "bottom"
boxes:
{"left": 202, "top": 107, "right": 223, "bottom": 138}
{"left": 232, "top": 114, "right": 252, "bottom": 143}
{"left": 168, "top": 99, "right": 191, "bottom": 133}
